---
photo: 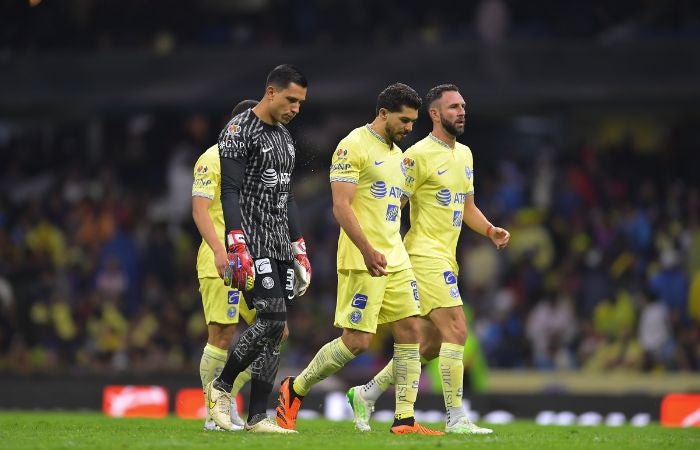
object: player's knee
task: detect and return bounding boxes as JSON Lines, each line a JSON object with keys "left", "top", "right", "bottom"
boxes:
{"left": 341, "top": 331, "right": 372, "bottom": 355}
{"left": 444, "top": 320, "right": 467, "bottom": 346}
{"left": 261, "top": 318, "right": 286, "bottom": 339}
{"left": 420, "top": 340, "right": 441, "bottom": 361}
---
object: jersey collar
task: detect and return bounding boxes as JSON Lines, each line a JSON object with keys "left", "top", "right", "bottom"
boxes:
{"left": 429, "top": 133, "right": 454, "bottom": 150}
{"left": 365, "top": 124, "right": 393, "bottom": 149}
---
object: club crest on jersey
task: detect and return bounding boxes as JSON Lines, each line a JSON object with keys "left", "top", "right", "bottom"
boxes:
{"left": 386, "top": 204, "right": 399, "bottom": 222}
{"left": 228, "top": 290, "right": 240, "bottom": 304}
{"left": 401, "top": 158, "right": 415, "bottom": 176}
{"left": 465, "top": 165, "right": 473, "bottom": 180}
{"left": 453, "top": 210, "right": 463, "bottom": 227}
{"left": 351, "top": 293, "right": 368, "bottom": 309}
{"left": 436, "top": 188, "right": 451, "bottom": 206}
{"left": 349, "top": 310, "right": 363, "bottom": 324}
{"left": 370, "top": 181, "right": 387, "bottom": 199}
{"left": 335, "top": 148, "right": 348, "bottom": 159}
{"left": 443, "top": 271, "right": 457, "bottom": 285}
{"left": 227, "top": 306, "right": 238, "bottom": 319}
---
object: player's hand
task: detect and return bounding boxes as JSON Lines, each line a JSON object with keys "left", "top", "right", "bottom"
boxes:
{"left": 488, "top": 226, "right": 511, "bottom": 250}
{"left": 363, "top": 247, "right": 387, "bottom": 277}
{"left": 291, "top": 237, "right": 312, "bottom": 296}
{"left": 214, "top": 247, "right": 229, "bottom": 278}
{"left": 223, "top": 230, "right": 255, "bottom": 290}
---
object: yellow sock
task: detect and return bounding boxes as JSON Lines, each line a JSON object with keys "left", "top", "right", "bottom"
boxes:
{"left": 439, "top": 343, "right": 465, "bottom": 409}
{"left": 200, "top": 343, "right": 227, "bottom": 388}
{"left": 293, "top": 337, "right": 355, "bottom": 396}
{"left": 393, "top": 343, "right": 420, "bottom": 420}
{"left": 231, "top": 366, "right": 252, "bottom": 396}
{"left": 374, "top": 360, "right": 394, "bottom": 390}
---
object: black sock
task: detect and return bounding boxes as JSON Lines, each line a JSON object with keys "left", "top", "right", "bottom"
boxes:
{"left": 247, "top": 379, "right": 273, "bottom": 423}
{"left": 213, "top": 378, "right": 232, "bottom": 393}
{"left": 217, "top": 357, "right": 245, "bottom": 387}
{"left": 392, "top": 416, "right": 415, "bottom": 427}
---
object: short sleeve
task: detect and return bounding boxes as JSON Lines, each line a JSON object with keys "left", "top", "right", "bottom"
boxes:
{"left": 329, "top": 138, "right": 367, "bottom": 184}
{"left": 464, "top": 146, "right": 475, "bottom": 197}
{"left": 218, "top": 118, "right": 251, "bottom": 160}
{"left": 192, "top": 153, "right": 217, "bottom": 200}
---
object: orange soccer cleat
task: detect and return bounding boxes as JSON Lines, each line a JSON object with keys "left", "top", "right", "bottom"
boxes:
{"left": 275, "top": 376, "right": 302, "bottom": 430}
{"left": 390, "top": 421, "right": 445, "bottom": 435}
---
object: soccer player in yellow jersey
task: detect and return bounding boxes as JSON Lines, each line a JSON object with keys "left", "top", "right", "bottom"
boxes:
{"left": 275, "top": 83, "right": 442, "bottom": 435}
{"left": 347, "top": 84, "right": 510, "bottom": 434}
{"left": 192, "top": 99, "right": 262, "bottom": 431}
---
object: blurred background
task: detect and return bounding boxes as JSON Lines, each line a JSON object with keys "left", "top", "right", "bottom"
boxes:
{"left": 1, "top": 0, "right": 699, "bottom": 420}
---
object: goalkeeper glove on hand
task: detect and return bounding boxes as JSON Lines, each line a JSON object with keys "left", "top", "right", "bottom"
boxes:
{"left": 223, "top": 230, "right": 254, "bottom": 291}
{"left": 291, "top": 237, "right": 311, "bottom": 296}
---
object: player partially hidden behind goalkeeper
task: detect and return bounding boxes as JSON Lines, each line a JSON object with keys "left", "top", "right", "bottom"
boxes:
{"left": 205, "top": 64, "right": 312, "bottom": 433}
{"left": 192, "top": 99, "right": 259, "bottom": 431}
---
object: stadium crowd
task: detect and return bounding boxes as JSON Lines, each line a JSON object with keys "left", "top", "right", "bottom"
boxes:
{"left": 0, "top": 110, "right": 698, "bottom": 380}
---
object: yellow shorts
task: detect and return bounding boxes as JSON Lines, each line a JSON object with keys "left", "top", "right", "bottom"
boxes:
{"left": 199, "top": 277, "right": 256, "bottom": 325}
{"left": 414, "top": 266, "right": 463, "bottom": 316}
{"left": 334, "top": 268, "right": 421, "bottom": 333}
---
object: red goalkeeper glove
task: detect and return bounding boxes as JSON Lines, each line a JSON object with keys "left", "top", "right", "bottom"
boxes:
{"left": 223, "top": 230, "right": 254, "bottom": 291}
{"left": 291, "top": 237, "right": 311, "bottom": 296}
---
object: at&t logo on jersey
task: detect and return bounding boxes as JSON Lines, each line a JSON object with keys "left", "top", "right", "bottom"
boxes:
{"left": 443, "top": 271, "right": 457, "bottom": 285}
{"left": 453, "top": 210, "right": 463, "bottom": 227}
{"left": 351, "top": 293, "right": 368, "bottom": 309}
{"left": 385, "top": 204, "right": 399, "bottom": 222}
{"left": 436, "top": 188, "right": 451, "bottom": 206}
{"left": 370, "top": 181, "right": 387, "bottom": 199}
{"left": 262, "top": 168, "right": 278, "bottom": 187}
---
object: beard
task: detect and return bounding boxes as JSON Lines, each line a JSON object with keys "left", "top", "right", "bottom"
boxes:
{"left": 385, "top": 125, "right": 405, "bottom": 144}
{"left": 441, "top": 116, "right": 464, "bottom": 137}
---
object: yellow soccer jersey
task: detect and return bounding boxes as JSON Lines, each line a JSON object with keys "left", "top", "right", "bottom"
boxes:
{"left": 329, "top": 125, "right": 411, "bottom": 272}
{"left": 192, "top": 145, "right": 224, "bottom": 279}
{"left": 402, "top": 134, "right": 475, "bottom": 272}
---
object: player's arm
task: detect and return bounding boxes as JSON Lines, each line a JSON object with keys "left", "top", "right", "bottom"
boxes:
{"left": 287, "top": 192, "right": 311, "bottom": 296}
{"left": 331, "top": 181, "right": 387, "bottom": 276}
{"left": 219, "top": 129, "right": 254, "bottom": 289}
{"left": 462, "top": 194, "right": 510, "bottom": 250}
{"left": 192, "top": 195, "right": 228, "bottom": 277}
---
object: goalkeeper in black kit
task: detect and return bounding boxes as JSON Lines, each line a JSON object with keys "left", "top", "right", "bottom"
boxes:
{"left": 205, "top": 64, "right": 312, "bottom": 433}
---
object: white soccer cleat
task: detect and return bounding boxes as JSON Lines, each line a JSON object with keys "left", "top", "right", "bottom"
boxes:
{"left": 203, "top": 418, "right": 223, "bottom": 431}
{"left": 205, "top": 381, "right": 242, "bottom": 431}
{"left": 346, "top": 386, "right": 374, "bottom": 432}
{"left": 445, "top": 416, "right": 493, "bottom": 435}
{"left": 230, "top": 397, "right": 245, "bottom": 427}
{"left": 245, "top": 417, "right": 298, "bottom": 433}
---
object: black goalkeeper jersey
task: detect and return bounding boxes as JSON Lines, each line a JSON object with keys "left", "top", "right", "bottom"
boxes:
{"left": 218, "top": 109, "right": 295, "bottom": 261}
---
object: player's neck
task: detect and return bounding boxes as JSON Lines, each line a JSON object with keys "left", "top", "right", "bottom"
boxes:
{"left": 252, "top": 104, "right": 278, "bottom": 126}
{"left": 369, "top": 120, "right": 391, "bottom": 147}
{"left": 432, "top": 128, "right": 456, "bottom": 148}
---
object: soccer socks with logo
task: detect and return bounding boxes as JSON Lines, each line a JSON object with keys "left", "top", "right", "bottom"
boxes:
{"left": 200, "top": 344, "right": 228, "bottom": 389}
{"left": 361, "top": 360, "right": 394, "bottom": 402}
{"left": 293, "top": 337, "right": 355, "bottom": 396}
{"left": 393, "top": 343, "right": 420, "bottom": 420}
{"left": 439, "top": 343, "right": 467, "bottom": 425}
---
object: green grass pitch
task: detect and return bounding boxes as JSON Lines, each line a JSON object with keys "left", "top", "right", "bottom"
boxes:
{"left": 0, "top": 412, "right": 698, "bottom": 450}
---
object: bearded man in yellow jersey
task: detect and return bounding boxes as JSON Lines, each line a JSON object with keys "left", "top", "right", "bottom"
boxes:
{"left": 275, "top": 83, "right": 442, "bottom": 435}
{"left": 193, "top": 99, "right": 289, "bottom": 431}
{"left": 346, "top": 84, "right": 510, "bottom": 435}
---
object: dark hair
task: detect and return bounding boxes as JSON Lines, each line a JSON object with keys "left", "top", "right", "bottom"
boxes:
{"left": 376, "top": 83, "right": 422, "bottom": 114}
{"left": 425, "top": 84, "right": 460, "bottom": 109}
{"left": 230, "top": 99, "right": 258, "bottom": 118}
{"left": 266, "top": 64, "right": 308, "bottom": 89}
